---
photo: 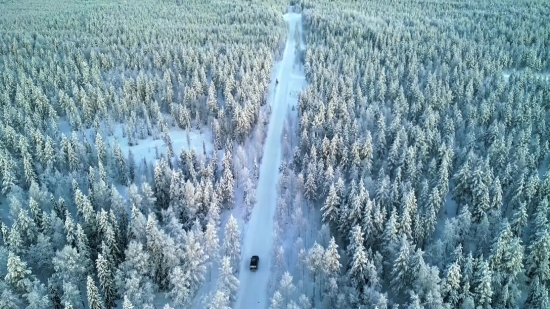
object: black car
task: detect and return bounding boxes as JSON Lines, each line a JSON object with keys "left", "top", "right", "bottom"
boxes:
{"left": 250, "top": 255, "right": 259, "bottom": 271}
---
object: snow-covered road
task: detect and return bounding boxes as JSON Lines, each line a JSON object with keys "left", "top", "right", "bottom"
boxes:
{"left": 234, "top": 11, "right": 304, "bottom": 309}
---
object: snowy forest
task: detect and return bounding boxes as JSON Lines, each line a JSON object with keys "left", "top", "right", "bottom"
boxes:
{"left": 0, "top": 0, "right": 288, "bottom": 308}
{"left": 1, "top": 0, "right": 550, "bottom": 308}
{"left": 266, "top": 0, "right": 550, "bottom": 308}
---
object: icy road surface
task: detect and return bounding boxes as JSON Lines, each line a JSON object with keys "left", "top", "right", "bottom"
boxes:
{"left": 234, "top": 10, "right": 304, "bottom": 309}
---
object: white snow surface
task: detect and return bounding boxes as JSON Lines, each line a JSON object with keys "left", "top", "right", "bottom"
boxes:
{"left": 112, "top": 124, "right": 213, "bottom": 164}
{"left": 58, "top": 121, "right": 213, "bottom": 165}
{"left": 234, "top": 11, "right": 303, "bottom": 309}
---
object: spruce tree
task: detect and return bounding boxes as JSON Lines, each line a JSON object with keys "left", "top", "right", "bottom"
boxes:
{"left": 96, "top": 253, "right": 116, "bottom": 308}
{"left": 5, "top": 251, "right": 32, "bottom": 294}
{"left": 525, "top": 275, "right": 549, "bottom": 309}
{"left": 86, "top": 276, "right": 105, "bottom": 309}
{"left": 472, "top": 259, "right": 492, "bottom": 309}
{"left": 218, "top": 256, "right": 239, "bottom": 302}
{"left": 324, "top": 237, "right": 341, "bottom": 281}
{"left": 183, "top": 230, "right": 208, "bottom": 292}
{"left": 222, "top": 215, "right": 240, "bottom": 269}
{"left": 321, "top": 183, "right": 340, "bottom": 226}
{"left": 441, "top": 262, "right": 462, "bottom": 307}
{"left": 390, "top": 235, "right": 411, "bottom": 296}
{"left": 113, "top": 143, "right": 128, "bottom": 185}
{"left": 122, "top": 296, "right": 133, "bottom": 309}
{"left": 307, "top": 242, "right": 325, "bottom": 301}
{"left": 204, "top": 219, "right": 220, "bottom": 279}
{"left": 168, "top": 266, "right": 191, "bottom": 307}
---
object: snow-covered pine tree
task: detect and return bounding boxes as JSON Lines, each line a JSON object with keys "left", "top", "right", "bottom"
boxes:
{"left": 452, "top": 159, "right": 471, "bottom": 206}
{"left": 346, "top": 225, "right": 363, "bottom": 262}
{"left": 183, "top": 230, "right": 208, "bottom": 292}
{"left": 73, "top": 188, "right": 96, "bottom": 231}
{"left": 5, "top": 251, "right": 32, "bottom": 294}
{"left": 218, "top": 256, "right": 239, "bottom": 302}
{"left": 526, "top": 200, "right": 550, "bottom": 282}
{"left": 140, "top": 182, "right": 156, "bottom": 214}
{"left": 6, "top": 225, "right": 24, "bottom": 256}
{"left": 52, "top": 245, "right": 87, "bottom": 288}
{"left": 390, "top": 235, "right": 411, "bottom": 296}
{"left": 27, "top": 232, "right": 54, "bottom": 275}
{"left": 113, "top": 143, "right": 128, "bottom": 185}
{"left": 63, "top": 214, "right": 75, "bottom": 250}
{"left": 470, "top": 167, "right": 492, "bottom": 222}
{"left": 307, "top": 242, "right": 325, "bottom": 302}
{"left": 324, "top": 236, "right": 341, "bottom": 281}
{"left": 488, "top": 222, "right": 524, "bottom": 307}
{"left": 525, "top": 275, "right": 549, "bottom": 309}
{"left": 350, "top": 237, "right": 379, "bottom": 293}
{"left": 208, "top": 289, "right": 231, "bottom": 309}
{"left": 321, "top": 183, "right": 340, "bottom": 226}
{"left": 154, "top": 158, "right": 171, "bottom": 211}
{"left": 110, "top": 185, "right": 128, "bottom": 246}
{"left": 303, "top": 162, "right": 317, "bottom": 201}
{"left": 406, "top": 292, "right": 423, "bottom": 309}
{"left": 203, "top": 219, "right": 220, "bottom": 279}
{"left": 269, "top": 291, "right": 283, "bottom": 309}
{"left": 114, "top": 241, "right": 156, "bottom": 308}
{"left": 96, "top": 253, "right": 116, "bottom": 308}
{"left": 127, "top": 184, "right": 143, "bottom": 213}
{"left": 277, "top": 272, "right": 294, "bottom": 308}
{"left": 75, "top": 224, "right": 94, "bottom": 274}
{"left": 298, "top": 293, "right": 312, "bottom": 309}
{"left": 222, "top": 215, "right": 240, "bottom": 269}
{"left": 472, "top": 258, "right": 492, "bottom": 309}
{"left": 381, "top": 208, "right": 400, "bottom": 260}
{"left": 207, "top": 82, "right": 218, "bottom": 116}
{"left": 168, "top": 266, "right": 191, "bottom": 307}
{"left": 219, "top": 158, "right": 235, "bottom": 206}
{"left": 122, "top": 295, "right": 134, "bottom": 309}
{"left": 61, "top": 280, "right": 84, "bottom": 309}
{"left": 128, "top": 149, "right": 136, "bottom": 182}
{"left": 243, "top": 176, "right": 256, "bottom": 222}
{"left": 95, "top": 132, "right": 107, "bottom": 166}
{"left": 145, "top": 214, "right": 166, "bottom": 287}
{"left": 86, "top": 276, "right": 105, "bottom": 309}
{"left": 510, "top": 201, "right": 528, "bottom": 237}
{"left": 441, "top": 262, "right": 461, "bottom": 307}
{"left": 25, "top": 279, "right": 51, "bottom": 309}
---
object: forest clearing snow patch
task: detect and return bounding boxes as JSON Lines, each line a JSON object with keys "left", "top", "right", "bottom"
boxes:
{"left": 58, "top": 119, "right": 214, "bottom": 164}
{"left": 108, "top": 124, "right": 214, "bottom": 164}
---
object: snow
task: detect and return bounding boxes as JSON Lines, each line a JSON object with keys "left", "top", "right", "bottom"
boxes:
{"left": 234, "top": 10, "right": 304, "bottom": 309}
{"left": 113, "top": 124, "right": 213, "bottom": 164}
{"left": 502, "top": 69, "right": 550, "bottom": 83}
{"left": 113, "top": 293, "right": 170, "bottom": 309}
{"left": 58, "top": 120, "right": 213, "bottom": 165}
{"left": 434, "top": 192, "right": 459, "bottom": 237}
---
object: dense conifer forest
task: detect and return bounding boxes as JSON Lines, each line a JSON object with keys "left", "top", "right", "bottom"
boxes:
{"left": 1, "top": 0, "right": 549, "bottom": 308}
{"left": 0, "top": 0, "right": 287, "bottom": 308}
{"left": 268, "top": 0, "right": 550, "bottom": 308}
